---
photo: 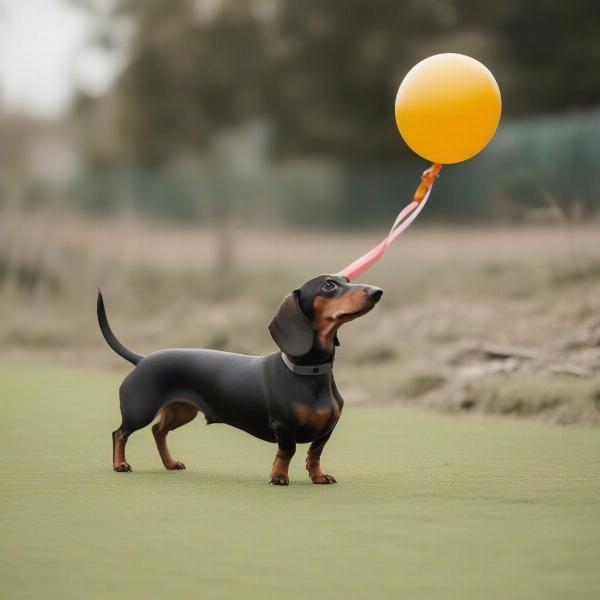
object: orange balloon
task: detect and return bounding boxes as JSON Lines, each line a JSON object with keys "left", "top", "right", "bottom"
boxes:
{"left": 395, "top": 53, "right": 502, "bottom": 164}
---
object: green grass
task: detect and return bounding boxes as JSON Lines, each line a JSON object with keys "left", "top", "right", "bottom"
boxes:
{"left": 1, "top": 363, "right": 599, "bottom": 599}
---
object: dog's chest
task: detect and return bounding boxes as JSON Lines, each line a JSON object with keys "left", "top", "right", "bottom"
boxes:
{"left": 292, "top": 400, "right": 341, "bottom": 442}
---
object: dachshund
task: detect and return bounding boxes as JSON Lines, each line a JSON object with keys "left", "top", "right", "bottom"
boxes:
{"left": 98, "top": 274, "right": 382, "bottom": 485}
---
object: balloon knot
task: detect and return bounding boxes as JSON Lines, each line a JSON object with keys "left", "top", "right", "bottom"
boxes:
{"left": 413, "top": 163, "right": 443, "bottom": 203}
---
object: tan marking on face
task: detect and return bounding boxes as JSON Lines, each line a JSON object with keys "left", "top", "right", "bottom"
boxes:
{"left": 312, "top": 289, "right": 373, "bottom": 348}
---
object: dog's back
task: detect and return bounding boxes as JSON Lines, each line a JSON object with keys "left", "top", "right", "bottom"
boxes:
{"left": 119, "top": 349, "right": 275, "bottom": 441}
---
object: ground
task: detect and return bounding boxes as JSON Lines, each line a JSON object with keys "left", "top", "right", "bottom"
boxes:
{"left": 2, "top": 363, "right": 599, "bottom": 599}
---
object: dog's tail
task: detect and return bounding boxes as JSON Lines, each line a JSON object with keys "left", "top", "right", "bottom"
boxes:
{"left": 97, "top": 290, "right": 143, "bottom": 365}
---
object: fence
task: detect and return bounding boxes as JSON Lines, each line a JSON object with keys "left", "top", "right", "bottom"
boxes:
{"left": 4, "top": 110, "right": 600, "bottom": 228}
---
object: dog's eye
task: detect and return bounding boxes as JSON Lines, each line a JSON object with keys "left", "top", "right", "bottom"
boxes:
{"left": 321, "top": 280, "right": 337, "bottom": 291}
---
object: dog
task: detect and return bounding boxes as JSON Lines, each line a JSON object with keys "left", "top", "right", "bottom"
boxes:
{"left": 98, "top": 274, "right": 382, "bottom": 485}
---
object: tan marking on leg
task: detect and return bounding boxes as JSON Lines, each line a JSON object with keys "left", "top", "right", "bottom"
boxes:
{"left": 306, "top": 443, "right": 324, "bottom": 480}
{"left": 270, "top": 449, "right": 293, "bottom": 485}
{"left": 152, "top": 402, "right": 198, "bottom": 470}
{"left": 306, "top": 408, "right": 341, "bottom": 484}
{"left": 113, "top": 429, "right": 131, "bottom": 472}
{"left": 306, "top": 441, "right": 337, "bottom": 484}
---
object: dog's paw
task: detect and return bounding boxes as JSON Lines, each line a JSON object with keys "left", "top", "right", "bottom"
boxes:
{"left": 166, "top": 461, "right": 186, "bottom": 470}
{"left": 312, "top": 474, "right": 337, "bottom": 484}
{"left": 269, "top": 474, "right": 289, "bottom": 486}
{"left": 113, "top": 462, "right": 132, "bottom": 472}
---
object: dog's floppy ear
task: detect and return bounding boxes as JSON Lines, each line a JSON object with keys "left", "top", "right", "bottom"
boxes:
{"left": 268, "top": 290, "right": 314, "bottom": 357}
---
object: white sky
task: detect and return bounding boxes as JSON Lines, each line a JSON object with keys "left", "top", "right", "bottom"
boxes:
{"left": 0, "top": 0, "right": 119, "bottom": 116}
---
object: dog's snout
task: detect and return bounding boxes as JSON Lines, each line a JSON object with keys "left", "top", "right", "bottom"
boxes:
{"left": 366, "top": 287, "right": 383, "bottom": 302}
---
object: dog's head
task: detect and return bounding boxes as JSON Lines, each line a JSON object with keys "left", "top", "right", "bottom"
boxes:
{"left": 268, "top": 275, "right": 383, "bottom": 358}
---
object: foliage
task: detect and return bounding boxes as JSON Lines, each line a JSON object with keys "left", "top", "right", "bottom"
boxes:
{"left": 64, "top": 110, "right": 600, "bottom": 225}
{"left": 89, "top": 0, "right": 600, "bottom": 165}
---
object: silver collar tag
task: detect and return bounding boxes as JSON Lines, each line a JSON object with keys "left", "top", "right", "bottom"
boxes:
{"left": 280, "top": 352, "right": 333, "bottom": 376}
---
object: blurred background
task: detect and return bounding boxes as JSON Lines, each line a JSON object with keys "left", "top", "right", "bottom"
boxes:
{"left": 1, "top": 0, "right": 599, "bottom": 424}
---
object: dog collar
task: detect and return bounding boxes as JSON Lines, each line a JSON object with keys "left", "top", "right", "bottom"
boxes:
{"left": 280, "top": 352, "right": 334, "bottom": 376}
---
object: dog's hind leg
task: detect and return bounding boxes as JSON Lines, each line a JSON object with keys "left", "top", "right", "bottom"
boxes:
{"left": 113, "top": 384, "right": 157, "bottom": 473}
{"left": 112, "top": 426, "right": 132, "bottom": 472}
{"left": 152, "top": 402, "right": 198, "bottom": 470}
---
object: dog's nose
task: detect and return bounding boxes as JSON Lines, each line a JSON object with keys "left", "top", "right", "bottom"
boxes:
{"left": 366, "top": 287, "right": 383, "bottom": 302}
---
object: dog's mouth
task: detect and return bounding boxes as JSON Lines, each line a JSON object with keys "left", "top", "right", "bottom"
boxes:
{"left": 332, "top": 303, "right": 375, "bottom": 320}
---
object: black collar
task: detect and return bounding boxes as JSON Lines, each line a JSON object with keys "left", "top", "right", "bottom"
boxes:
{"left": 280, "top": 352, "right": 334, "bottom": 376}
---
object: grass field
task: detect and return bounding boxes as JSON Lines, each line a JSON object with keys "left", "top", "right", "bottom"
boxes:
{"left": 2, "top": 362, "right": 599, "bottom": 599}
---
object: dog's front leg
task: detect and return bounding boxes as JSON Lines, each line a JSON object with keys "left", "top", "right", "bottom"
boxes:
{"left": 306, "top": 432, "right": 337, "bottom": 484}
{"left": 269, "top": 421, "right": 296, "bottom": 486}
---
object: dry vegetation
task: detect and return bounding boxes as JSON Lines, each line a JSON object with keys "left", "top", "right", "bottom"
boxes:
{"left": 1, "top": 207, "right": 599, "bottom": 425}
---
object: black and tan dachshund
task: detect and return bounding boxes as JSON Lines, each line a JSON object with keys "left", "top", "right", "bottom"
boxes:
{"left": 98, "top": 275, "right": 382, "bottom": 485}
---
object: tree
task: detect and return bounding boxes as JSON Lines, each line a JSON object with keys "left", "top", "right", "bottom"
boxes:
{"left": 86, "top": 0, "right": 600, "bottom": 165}
{"left": 107, "top": 1, "right": 266, "bottom": 165}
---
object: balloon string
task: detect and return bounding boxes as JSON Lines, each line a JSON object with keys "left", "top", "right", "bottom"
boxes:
{"left": 337, "top": 163, "right": 442, "bottom": 281}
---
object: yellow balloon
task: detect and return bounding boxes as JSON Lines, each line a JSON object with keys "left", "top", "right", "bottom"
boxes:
{"left": 395, "top": 53, "right": 502, "bottom": 164}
